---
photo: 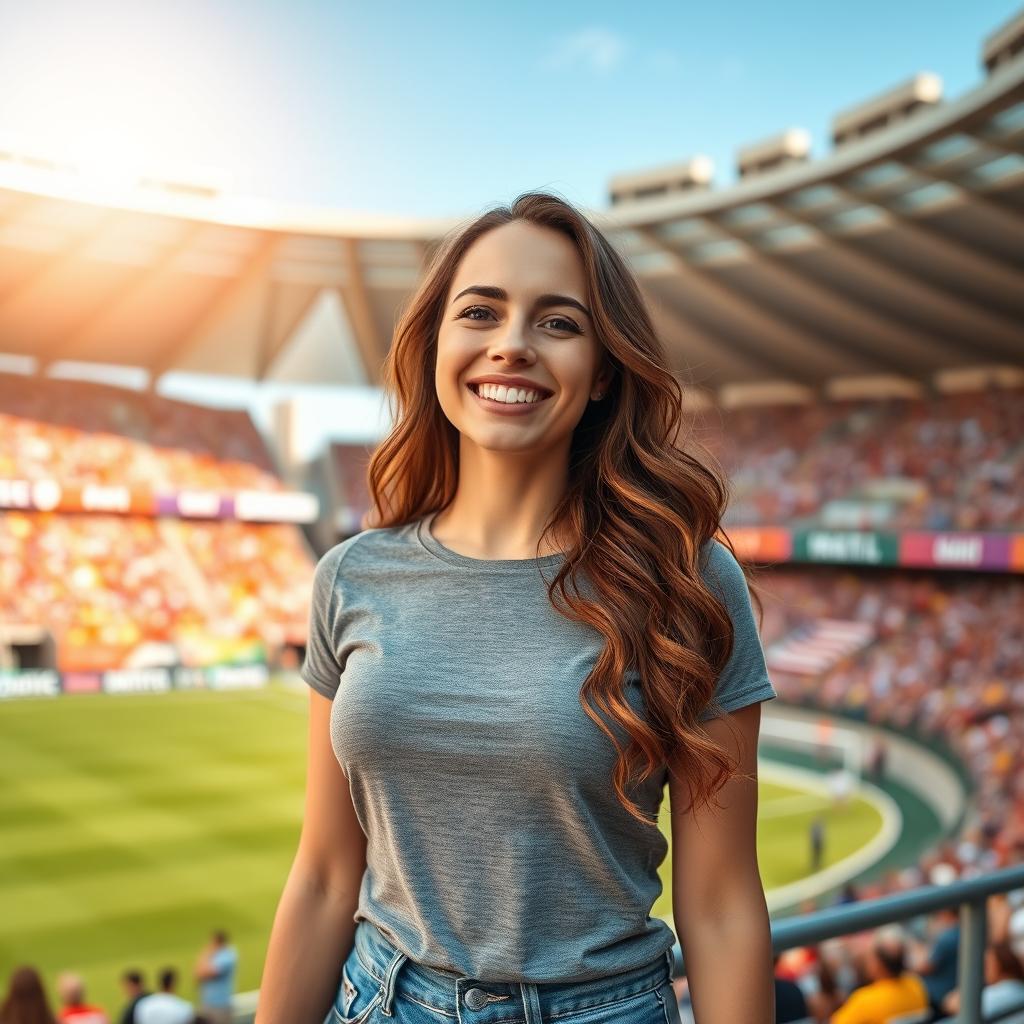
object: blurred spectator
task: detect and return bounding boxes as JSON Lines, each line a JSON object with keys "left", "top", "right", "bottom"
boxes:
{"left": 829, "top": 925, "right": 928, "bottom": 1023}
{"left": 810, "top": 816, "right": 826, "bottom": 872}
{"left": 773, "top": 952, "right": 810, "bottom": 1023}
{"left": 828, "top": 768, "right": 854, "bottom": 807}
{"left": 940, "top": 940, "right": 1024, "bottom": 1022}
{"left": 867, "top": 738, "right": 888, "bottom": 783}
{"left": 193, "top": 932, "right": 237, "bottom": 1024}
{"left": 834, "top": 883, "right": 859, "bottom": 907}
{"left": 0, "top": 965, "right": 59, "bottom": 1024}
{"left": 993, "top": 890, "right": 1024, "bottom": 962}
{"left": 133, "top": 969, "right": 193, "bottom": 1024}
{"left": 909, "top": 906, "right": 960, "bottom": 1018}
{"left": 116, "top": 970, "right": 148, "bottom": 1024}
{"left": 54, "top": 973, "right": 107, "bottom": 1024}
{"left": 799, "top": 948, "right": 845, "bottom": 1023}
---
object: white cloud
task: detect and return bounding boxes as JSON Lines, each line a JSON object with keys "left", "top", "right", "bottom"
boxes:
{"left": 541, "top": 27, "right": 628, "bottom": 74}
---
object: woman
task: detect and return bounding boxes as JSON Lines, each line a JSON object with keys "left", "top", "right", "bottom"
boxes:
{"left": 258, "top": 191, "right": 778, "bottom": 1023}
{"left": 0, "top": 966, "right": 59, "bottom": 1024}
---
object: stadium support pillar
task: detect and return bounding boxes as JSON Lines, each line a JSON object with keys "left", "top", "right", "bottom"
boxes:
{"left": 958, "top": 897, "right": 986, "bottom": 1024}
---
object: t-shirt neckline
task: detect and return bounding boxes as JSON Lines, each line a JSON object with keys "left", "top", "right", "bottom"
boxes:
{"left": 415, "top": 512, "right": 565, "bottom": 571}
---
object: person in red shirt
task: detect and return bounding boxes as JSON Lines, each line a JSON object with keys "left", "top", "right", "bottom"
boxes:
{"left": 55, "top": 973, "right": 108, "bottom": 1024}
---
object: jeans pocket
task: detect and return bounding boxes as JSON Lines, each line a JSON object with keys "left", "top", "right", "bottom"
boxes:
{"left": 654, "top": 980, "right": 683, "bottom": 1024}
{"left": 332, "top": 949, "right": 383, "bottom": 1024}
{"left": 558, "top": 986, "right": 664, "bottom": 1024}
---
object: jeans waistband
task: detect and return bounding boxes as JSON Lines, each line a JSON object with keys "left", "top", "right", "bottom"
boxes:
{"left": 351, "top": 918, "right": 675, "bottom": 1021}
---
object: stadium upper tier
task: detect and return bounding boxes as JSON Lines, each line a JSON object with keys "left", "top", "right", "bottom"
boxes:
{"left": 0, "top": 373, "right": 316, "bottom": 671}
{"left": 0, "top": 371, "right": 281, "bottom": 487}
{"left": 0, "top": 14, "right": 1021, "bottom": 394}
{"left": 327, "top": 385, "right": 1024, "bottom": 535}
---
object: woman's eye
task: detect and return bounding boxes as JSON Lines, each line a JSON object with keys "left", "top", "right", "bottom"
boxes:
{"left": 544, "top": 316, "right": 582, "bottom": 334}
{"left": 456, "top": 305, "right": 494, "bottom": 321}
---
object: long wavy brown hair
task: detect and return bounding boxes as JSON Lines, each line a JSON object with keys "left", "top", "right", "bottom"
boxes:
{"left": 366, "top": 190, "right": 764, "bottom": 825}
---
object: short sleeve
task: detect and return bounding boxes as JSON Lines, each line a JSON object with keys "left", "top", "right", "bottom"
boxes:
{"left": 697, "top": 540, "right": 778, "bottom": 723}
{"left": 299, "top": 544, "right": 347, "bottom": 700}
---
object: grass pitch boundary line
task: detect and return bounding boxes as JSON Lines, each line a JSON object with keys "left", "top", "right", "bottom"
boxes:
{"left": 652, "top": 757, "right": 901, "bottom": 932}
{"left": 755, "top": 759, "right": 902, "bottom": 911}
{"left": 759, "top": 793, "right": 834, "bottom": 819}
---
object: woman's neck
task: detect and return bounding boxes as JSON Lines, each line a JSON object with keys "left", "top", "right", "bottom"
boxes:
{"left": 431, "top": 442, "right": 572, "bottom": 559}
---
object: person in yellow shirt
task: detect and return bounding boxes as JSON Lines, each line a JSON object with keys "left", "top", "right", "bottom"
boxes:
{"left": 831, "top": 926, "right": 929, "bottom": 1024}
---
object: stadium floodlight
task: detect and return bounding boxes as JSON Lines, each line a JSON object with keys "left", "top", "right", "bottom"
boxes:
{"left": 831, "top": 72, "right": 944, "bottom": 148}
{"left": 607, "top": 155, "right": 715, "bottom": 205}
{"left": 735, "top": 128, "right": 811, "bottom": 178}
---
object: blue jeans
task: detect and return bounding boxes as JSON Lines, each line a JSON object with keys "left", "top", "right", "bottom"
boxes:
{"left": 326, "top": 918, "right": 682, "bottom": 1024}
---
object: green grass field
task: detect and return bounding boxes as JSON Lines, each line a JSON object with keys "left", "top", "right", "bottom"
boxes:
{"left": 0, "top": 683, "right": 884, "bottom": 1015}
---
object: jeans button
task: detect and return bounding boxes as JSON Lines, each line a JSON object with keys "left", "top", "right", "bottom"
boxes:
{"left": 464, "top": 988, "right": 489, "bottom": 1010}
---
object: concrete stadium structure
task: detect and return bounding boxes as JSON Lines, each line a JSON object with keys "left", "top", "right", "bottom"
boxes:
{"left": 0, "top": 8, "right": 1020, "bottom": 408}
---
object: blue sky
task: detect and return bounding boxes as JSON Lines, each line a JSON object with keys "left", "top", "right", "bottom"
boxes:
{"left": 0, "top": 0, "right": 1020, "bottom": 217}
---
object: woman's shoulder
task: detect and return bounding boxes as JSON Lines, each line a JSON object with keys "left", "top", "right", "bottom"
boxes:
{"left": 313, "top": 521, "right": 417, "bottom": 581}
{"left": 697, "top": 536, "right": 746, "bottom": 588}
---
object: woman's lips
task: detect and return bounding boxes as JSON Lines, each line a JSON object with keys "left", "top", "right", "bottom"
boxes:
{"left": 466, "top": 384, "right": 553, "bottom": 416}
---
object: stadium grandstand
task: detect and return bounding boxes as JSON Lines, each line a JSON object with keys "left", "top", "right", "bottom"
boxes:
{"left": 2, "top": 6, "right": 1023, "bottom": 1024}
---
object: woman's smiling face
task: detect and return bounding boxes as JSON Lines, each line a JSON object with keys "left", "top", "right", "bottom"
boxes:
{"left": 435, "top": 219, "right": 612, "bottom": 454}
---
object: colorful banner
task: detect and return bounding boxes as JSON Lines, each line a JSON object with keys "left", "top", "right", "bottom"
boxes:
{"left": 900, "top": 531, "right": 1013, "bottom": 571}
{"left": 0, "top": 670, "right": 61, "bottom": 698}
{"left": 793, "top": 530, "right": 900, "bottom": 566}
{"left": 0, "top": 477, "right": 318, "bottom": 523}
{"left": 723, "top": 526, "right": 793, "bottom": 562}
{"left": 0, "top": 663, "right": 269, "bottom": 700}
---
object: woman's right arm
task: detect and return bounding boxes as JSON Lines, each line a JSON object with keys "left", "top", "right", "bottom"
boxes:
{"left": 256, "top": 688, "right": 368, "bottom": 1024}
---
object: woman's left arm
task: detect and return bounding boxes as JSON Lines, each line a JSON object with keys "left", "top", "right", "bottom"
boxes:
{"left": 668, "top": 700, "right": 775, "bottom": 1024}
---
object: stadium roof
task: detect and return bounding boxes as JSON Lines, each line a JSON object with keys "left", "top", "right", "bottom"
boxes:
{"left": 0, "top": 14, "right": 1022, "bottom": 404}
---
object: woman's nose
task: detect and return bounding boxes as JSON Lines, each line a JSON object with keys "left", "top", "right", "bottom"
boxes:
{"left": 487, "top": 317, "right": 533, "bottom": 359}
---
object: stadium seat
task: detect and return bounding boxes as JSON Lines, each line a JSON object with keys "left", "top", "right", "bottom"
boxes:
{"left": 884, "top": 1010, "right": 932, "bottom": 1024}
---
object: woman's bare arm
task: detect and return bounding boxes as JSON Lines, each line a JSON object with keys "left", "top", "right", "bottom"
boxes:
{"left": 256, "top": 689, "right": 368, "bottom": 1024}
{"left": 669, "top": 702, "right": 775, "bottom": 1024}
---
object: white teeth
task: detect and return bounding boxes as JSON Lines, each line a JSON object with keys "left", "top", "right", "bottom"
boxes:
{"left": 475, "top": 382, "right": 544, "bottom": 404}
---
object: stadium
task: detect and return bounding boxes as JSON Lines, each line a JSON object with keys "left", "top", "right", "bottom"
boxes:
{"left": 1, "top": 5, "right": 1023, "bottom": 1024}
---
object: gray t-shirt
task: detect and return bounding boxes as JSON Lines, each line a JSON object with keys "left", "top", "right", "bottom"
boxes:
{"left": 300, "top": 513, "right": 778, "bottom": 982}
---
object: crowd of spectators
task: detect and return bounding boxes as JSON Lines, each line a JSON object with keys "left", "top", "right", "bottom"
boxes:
{"left": 0, "top": 373, "right": 279, "bottom": 489}
{"left": 0, "top": 511, "right": 312, "bottom": 672}
{"left": 696, "top": 383, "right": 1024, "bottom": 531}
{"left": 706, "top": 864, "right": 1024, "bottom": 1023}
{"left": 757, "top": 566, "right": 1024, "bottom": 862}
{"left": 0, "top": 931, "right": 237, "bottom": 1024}
{"left": 0, "top": 373, "right": 315, "bottom": 672}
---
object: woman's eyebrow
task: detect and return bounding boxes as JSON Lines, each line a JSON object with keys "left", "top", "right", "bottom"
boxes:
{"left": 451, "top": 284, "right": 591, "bottom": 319}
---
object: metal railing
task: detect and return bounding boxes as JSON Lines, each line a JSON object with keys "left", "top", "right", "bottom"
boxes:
{"left": 667, "top": 863, "right": 1024, "bottom": 1024}
{"left": 231, "top": 865, "right": 1024, "bottom": 1023}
